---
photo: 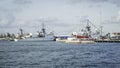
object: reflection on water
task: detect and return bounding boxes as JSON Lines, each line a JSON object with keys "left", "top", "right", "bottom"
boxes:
{"left": 0, "top": 41, "right": 120, "bottom": 68}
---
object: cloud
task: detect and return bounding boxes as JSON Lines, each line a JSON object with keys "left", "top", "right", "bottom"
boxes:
{"left": 19, "top": 17, "right": 72, "bottom": 28}
{"left": 70, "top": 0, "right": 120, "bottom": 7}
{"left": 13, "top": 0, "right": 32, "bottom": 5}
{"left": 111, "top": 10, "right": 120, "bottom": 24}
{"left": 7, "top": 17, "right": 73, "bottom": 34}
{"left": 103, "top": 20, "right": 120, "bottom": 25}
{"left": 70, "top": 0, "right": 107, "bottom": 3}
{"left": 0, "top": 0, "right": 32, "bottom": 28}
{"left": 102, "top": 10, "right": 120, "bottom": 25}
{"left": 116, "top": 11, "right": 120, "bottom": 20}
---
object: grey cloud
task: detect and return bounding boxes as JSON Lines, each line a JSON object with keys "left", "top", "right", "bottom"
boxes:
{"left": 35, "top": 18, "right": 59, "bottom": 24}
{"left": 100, "top": 13, "right": 120, "bottom": 26}
{"left": 70, "top": 0, "right": 120, "bottom": 7}
{"left": 70, "top": 0, "right": 108, "bottom": 4}
{"left": 102, "top": 20, "right": 120, "bottom": 25}
{"left": 13, "top": 0, "right": 32, "bottom": 5}
{"left": 0, "top": 0, "right": 32, "bottom": 28}
{"left": 14, "top": 18, "right": 72, "bottom": 34}
{"left": 22, "top": 18, "right": 71, "bottom": 28}
{"left": 110, "top": 0, "right": 120, "bottom": 7}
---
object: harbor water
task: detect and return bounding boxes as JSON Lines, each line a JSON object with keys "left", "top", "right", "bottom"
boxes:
{"left": 0, "top": 41, "right": 120, "bottom": 68}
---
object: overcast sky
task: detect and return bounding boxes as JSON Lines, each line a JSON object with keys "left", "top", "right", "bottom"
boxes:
{"left": 0, "top": 0, "right": 120, "bottom": 35}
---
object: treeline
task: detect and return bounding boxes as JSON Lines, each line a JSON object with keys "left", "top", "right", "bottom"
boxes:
{"left": 0, "top": 33, "right": 16, "bottom": 38}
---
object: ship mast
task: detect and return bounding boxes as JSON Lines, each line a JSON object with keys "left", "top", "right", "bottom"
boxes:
{"left": 20, "top": 28, "right": 23, "bottom": 35}
{"left": 86, "top": 19, "right": 91, "bottom": 32}
{"left": 100, "top": 12, "right": 103, "bottom": 36}
{"left": 41, "top": 23, "right": 46, "bottom": 35}
{"left": 86, "top": 19, "right": 91, "bottom": 37}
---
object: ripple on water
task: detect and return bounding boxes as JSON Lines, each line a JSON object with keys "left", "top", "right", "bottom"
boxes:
{"left": 0, "top": 42, "right": 120, "bottom": 68}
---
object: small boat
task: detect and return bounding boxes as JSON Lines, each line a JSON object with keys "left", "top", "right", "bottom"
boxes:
{"left": 10, "top": 38, "right": 18, "bottom": 42}
{"left": 0, "top": 38, "right": 6, "bottom": 41}
{"left": 25, "top": 33, "right": 32, "bottom": 38}
{"left": 0, "top": 38, "right": 10, "bottom": 42}
{"left": 56, "top": 38, "right": 67, "bottom": 42}
{"left": 56, "top": 36, "right": 69, "bottom": 42}
{"left": 0, "top": 38, "right": 18, "bottom": 42}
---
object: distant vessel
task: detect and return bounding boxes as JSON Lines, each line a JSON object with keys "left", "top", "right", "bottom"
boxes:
{"left": 0, "top": 38, "right": 18, "bottom": 42}
{"left": 10, "top": 38, "right": 18, "bottom": 42}
{"left": 95, "top": 32, "right": 120, "bottom": 42}
{"left": 110, "top": 32, "right": 120, "bottom": 40}
{"left": 66, "top": 19, "right": 95, "bottom": 44}
{"left": 56, "top": 35, "right": 69, "bottom": 42}
{"left": 66, "top": 36, "right": 95, "bottom": 44}
{"left": 37, "top": 23, "right": 54, "bottom": 41}
{"left": 19, "top": 23, "right": 54, "bottom": 41}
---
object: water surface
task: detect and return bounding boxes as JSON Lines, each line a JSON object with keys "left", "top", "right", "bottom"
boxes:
{"left": 0, "top": 41, "right": 120, "bottom": 68}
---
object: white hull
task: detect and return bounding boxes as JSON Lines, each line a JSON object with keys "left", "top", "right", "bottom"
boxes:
{"left": 66, "top": 37, "right": 81, "bottom": 44}
{"left": 19, "top": 35, "right": 54, "bottom": 42}
{"left": 10, "top": 39, "right": 18, "bottom": 42}
{"left": 56, "top": 38, "right": 67, "bottom": 42}
{"left": 81, "top": 40, "right": 95, "bottom": 44}
{"left": 0, "top": 38, "right": 18, "bottom": 42}
{"left": 66, "top": 37, "right": 95, "bottom": 44}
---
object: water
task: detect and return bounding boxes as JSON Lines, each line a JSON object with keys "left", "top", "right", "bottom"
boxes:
{"left": 0, "top": 41, "right": 120, "bottom": 68}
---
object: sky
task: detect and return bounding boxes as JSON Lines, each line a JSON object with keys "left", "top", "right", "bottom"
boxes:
{"left": 0, "top": 0, "right": 120, "bottom": 35}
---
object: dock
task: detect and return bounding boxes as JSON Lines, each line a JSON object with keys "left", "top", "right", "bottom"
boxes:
{"left": 95, "top": 40, "right": 120, "bottom": 43}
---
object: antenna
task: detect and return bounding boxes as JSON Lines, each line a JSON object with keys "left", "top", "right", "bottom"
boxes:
{"left": 99, "top": 11, "right": 103, "bottom": 35}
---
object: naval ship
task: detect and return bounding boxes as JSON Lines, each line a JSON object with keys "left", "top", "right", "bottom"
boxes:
{"left": 19, "top": 23, "right": 54, "bottom": 42}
